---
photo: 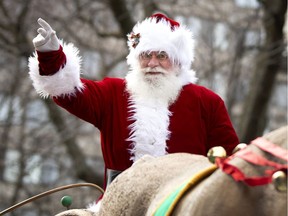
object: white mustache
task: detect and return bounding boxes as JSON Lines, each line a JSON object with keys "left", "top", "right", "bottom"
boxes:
{"left": 141, "top": 67, "right": 169, "bottom": 74}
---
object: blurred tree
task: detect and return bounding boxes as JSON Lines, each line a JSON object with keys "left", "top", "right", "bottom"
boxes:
{"left": 0, "top": 0, "right": 34, "bottom": 181}
{"left": 239, "top": 0, "right": 287, "bottom": 142}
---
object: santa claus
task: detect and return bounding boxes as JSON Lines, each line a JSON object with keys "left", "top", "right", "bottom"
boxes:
{"left": 29, "top": 13, "right": 239, "bottom": 186}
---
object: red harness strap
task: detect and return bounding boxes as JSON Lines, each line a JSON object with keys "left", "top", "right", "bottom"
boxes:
{"left": 251, "top": 137, "right": 288, "bottom": 161}
{"left": 216, "top": 137, "right": 288, "bottom": 186}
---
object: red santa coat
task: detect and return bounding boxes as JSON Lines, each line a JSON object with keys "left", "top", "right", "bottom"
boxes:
{"left": 54, "top": 77, "right": 239, "bottom": 171}
{"left": 28, "top": 44, "right": 239, "bottom": 172}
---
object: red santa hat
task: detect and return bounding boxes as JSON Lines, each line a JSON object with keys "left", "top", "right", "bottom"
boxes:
{"left": 126, "top": 13, "right": 195, "bottom": 71}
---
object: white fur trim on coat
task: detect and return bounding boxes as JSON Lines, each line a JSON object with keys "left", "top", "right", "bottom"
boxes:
{"left": 127, "top": 99, "right": 171, "bottom": 162}
{"left": 87, "top": 200, "right": 101, "bottom": 213}
{"left": 125, "top": 69, "right": 174, "bottom": 162}
{"left": 28, "top": 41, "right": 83, "bottom": 98}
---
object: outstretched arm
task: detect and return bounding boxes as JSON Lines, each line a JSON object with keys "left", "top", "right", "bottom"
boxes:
{"left": 28, "top": 19, "right": 115, "bottom": 128}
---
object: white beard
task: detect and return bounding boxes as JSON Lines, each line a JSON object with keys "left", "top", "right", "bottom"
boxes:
{"left": 125, "top": 65, "right": 184, "bottom": 162}
{"left": 126, "top": 66, "right": 183, "bottom": 106}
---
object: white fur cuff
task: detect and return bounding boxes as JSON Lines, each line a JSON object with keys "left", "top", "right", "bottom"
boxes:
{"left": 28, "top": 42, "right": 84, "bottom": 98}
{"left": 87, "top": 200, "right": 101, "bottom": 213}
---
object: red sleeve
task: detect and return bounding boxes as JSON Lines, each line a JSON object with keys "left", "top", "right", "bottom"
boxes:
{"left": 52, "top": 78, "right": 126, "bottom": 129}
{"left": 53, "top": 78, "right": 110, "bottom": 128}
{"left": 207, "top": 97, "right": 239, "bottom": 155}
{"left": 37, "top": 46, "right": 67, "bottom": 76}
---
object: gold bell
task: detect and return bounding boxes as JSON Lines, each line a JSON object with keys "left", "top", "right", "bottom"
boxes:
{"left": 207, "top": 146, "right": 227, "bottom": 164}
{"left": 272, "top": 171, "right": 287, "bottom": 192}
{"left": 232, "top": 143, "right": 248, "bottom": 154}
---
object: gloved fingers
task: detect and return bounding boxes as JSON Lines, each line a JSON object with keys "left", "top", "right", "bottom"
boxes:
{"left": 32, "top": 34, "right": 47, "bottom": 47}
{"left": 37, "top": 18, "right": 57, "bottom": 44}
{"left": 33, "top": 18, "right": 60, "bottom": 51}
{"left": 37, "top": 28, "right": 47, "bottom": 37}
{"left": 36, "top": 29, "right": 50, "bottom": 45}
{"left": 50, "top": 31, "right": 59, "bottom": 44}
{"left": 37, "top": 18, "right": 53, "bottom": 33}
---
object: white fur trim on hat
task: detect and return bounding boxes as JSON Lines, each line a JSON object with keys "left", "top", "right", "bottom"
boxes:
{"left": 127, "top": 15, "right": 195, "bottom": 72}
{"left": 28, "top": 41, "right": 84, "bottom": 98}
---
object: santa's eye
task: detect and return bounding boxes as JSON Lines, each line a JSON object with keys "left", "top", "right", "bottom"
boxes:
{"left": 139, "top": 51, "right": 169, "bottom": 61}
{"left": 139, "top": 52, "right": 152, "bottom": 60}
{"left": 157, "top": 52, "right": 168, "bottom": 60}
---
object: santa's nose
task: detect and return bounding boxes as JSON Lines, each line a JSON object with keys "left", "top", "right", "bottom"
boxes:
{"left": 147, "top": 55, "right": 160, "bottom": 68}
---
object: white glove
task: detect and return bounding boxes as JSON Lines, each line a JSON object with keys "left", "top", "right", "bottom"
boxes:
{"left": 33, "top": 18, "right": 60, "bottom": 52}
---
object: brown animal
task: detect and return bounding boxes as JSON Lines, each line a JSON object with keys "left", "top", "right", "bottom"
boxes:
{"left": 55, "top": 126, "right": 287, "bottom": 216}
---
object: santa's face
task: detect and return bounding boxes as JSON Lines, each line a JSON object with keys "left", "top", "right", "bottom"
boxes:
{"left": 137, "top": 51, "right": 180, "bottom": 86}
{"left": 126, "top": 51, "right": 183, "bottom": 106}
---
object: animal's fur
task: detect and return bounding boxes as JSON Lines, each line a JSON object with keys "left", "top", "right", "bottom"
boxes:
{"left": 55, "top": 126, "right": 287, "bottom": 216}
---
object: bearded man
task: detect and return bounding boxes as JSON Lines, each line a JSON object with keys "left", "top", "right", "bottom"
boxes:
{"left": 28, "top": 13, "right": 239, "bottom": 186}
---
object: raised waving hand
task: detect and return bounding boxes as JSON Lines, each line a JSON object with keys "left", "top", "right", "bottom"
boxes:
{"left": 32, "top": 18, "right": 60, "bottom": 52}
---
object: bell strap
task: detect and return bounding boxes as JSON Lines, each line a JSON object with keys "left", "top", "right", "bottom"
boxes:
{"left": 216, "top": 137, "right": 288, "bottom": 187}
{"left": 251, "top": 137, "right": 288, "bottom": 161}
